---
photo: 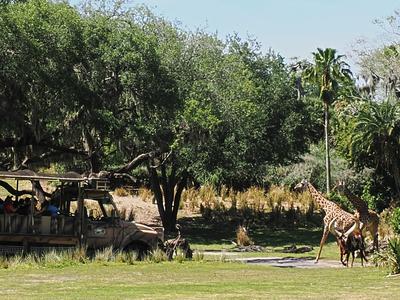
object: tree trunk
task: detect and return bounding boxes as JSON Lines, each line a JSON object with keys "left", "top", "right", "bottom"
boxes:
{"left": 12, "top": 147, "right": 22, "bottom": 170}
{"left": 324, "top": 102, "right": 331, "bottom": 194}
{"left": 82, "top": 127, "right": 100, "bottom": 173}
{"left": 147, "top": 162, "right": 186, "bottom": 232}
{"left": 147, "top": 162, "right": 166, "bottom": 224}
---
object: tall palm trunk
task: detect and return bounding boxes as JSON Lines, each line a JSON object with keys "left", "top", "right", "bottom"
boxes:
{"left": 324, "top": 101, "right": 331, "bottom": 194}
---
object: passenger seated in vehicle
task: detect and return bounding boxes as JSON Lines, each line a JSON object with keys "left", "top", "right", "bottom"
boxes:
{"left": 39, "top": 200, "right": 60, "bottom": 217}
{"left": 3, "top": 196, "right": 17, "bottom": 214}
{"left": 17, "top": 198, "right": 31, "bottom": 215}
{"left": 75, "top": 206, "right": 89, "bottom": 218}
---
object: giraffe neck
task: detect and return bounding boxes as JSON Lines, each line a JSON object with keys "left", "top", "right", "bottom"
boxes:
{"left": 307, "top": 183, "right": 337, "bottom": 214}
{"left": 341, "top": 186, "right": 369, "bottom": 214}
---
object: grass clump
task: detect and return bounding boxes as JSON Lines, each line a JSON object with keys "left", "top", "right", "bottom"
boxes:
{"left": 114, "top": 187, "right": 129, "bottom": 197}
{"left": 373, "top": 236, "right": 400, "bottom": 275}
{"left": 138, "top": 187, "right": 154, "bottom": 202}
{"left": 236, "top": 225, "right": 253, "bottom": 246}
{"left": 94, "top": 246, "right": 115, "bottom": 263}
{"left": 193, "top": 250, "right": 204, "bottom": 262}
{"left": 146, "top": 248, "right": 168, "bottom": 263}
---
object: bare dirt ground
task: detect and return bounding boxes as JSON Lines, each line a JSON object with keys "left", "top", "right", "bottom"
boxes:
{"left": 237, "top": 256, "right": 347, "bottom": 268}
{"left": 203, "top": 251, "right": 369, "bottom": 268}
{"left": 111, "top": 194, "right": 162, "bottom": 226}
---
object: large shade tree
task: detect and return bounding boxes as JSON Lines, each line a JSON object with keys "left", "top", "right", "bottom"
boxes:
{"left": 302, "top": 48, "right": 352, "bottom": 193}
{"left": 0, "top": 0, "right": 318, "bottom": 231}
{"left": 0, "top": 0, "right": 87, "bottom": 169}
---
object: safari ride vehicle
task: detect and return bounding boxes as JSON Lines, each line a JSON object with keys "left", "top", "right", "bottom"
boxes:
{"left": 0, "top": 170, "right": 163, "bottom": 256}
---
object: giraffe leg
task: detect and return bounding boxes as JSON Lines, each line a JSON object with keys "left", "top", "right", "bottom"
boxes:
{"left": 351, "top": 252, "right": 354, "bottom": 267}
{"left": 373, "top": 230, "right": 379, "bottom": 251}
{"left": 315, "top": 227, "right": 329, "bottom": 263}
{"left": 361, "top": 253, "right": 364, "bottom": 267}
{"left": 369, "top": 226, "right": 379, "bottom": 251}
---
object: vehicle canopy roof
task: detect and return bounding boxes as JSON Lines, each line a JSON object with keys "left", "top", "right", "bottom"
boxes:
{"left": 0, "top": 170, "right": 86, "bottom": 182}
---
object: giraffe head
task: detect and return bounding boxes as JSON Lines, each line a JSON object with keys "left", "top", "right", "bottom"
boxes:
{"left": 332, "top": 180, "right": 346, "bottom": 194}
{"left": 293, "top": 179, "right": 309, "bottom": 192}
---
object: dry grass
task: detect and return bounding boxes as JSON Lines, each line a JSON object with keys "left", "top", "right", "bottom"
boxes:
{"left": 180, "top": 185, "right": 314, "bottom": 217}
{"left": 236, "top": 225, "right": 253, "bottom": 246}
{"left": 182, "top": 187, "right": 199, "bottom": 211}
{"left": 138, "top": 187, "right": 154, "bottom": 203}
{"left": 114, "top": 187, "right": 129, "bottom": 197}
{"left": 378, "top": 208, "right": 396, "bottom": 241}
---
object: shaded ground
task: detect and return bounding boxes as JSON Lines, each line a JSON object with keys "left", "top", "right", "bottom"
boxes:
{"left": 178, "top": 215, "right": 332, "bottom": 250}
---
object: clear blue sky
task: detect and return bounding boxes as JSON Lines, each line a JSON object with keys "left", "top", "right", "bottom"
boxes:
{"left": 131, "top": 0, "right": 399, "bottom": 69}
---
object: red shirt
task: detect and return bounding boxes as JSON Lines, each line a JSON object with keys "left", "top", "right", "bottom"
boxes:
{"left": 4, "top": 202, "right": 16, "bottom": 214}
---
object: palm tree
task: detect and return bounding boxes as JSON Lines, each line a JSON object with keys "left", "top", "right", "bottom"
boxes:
{"left": 303, "top": 48, "right": 352, "bottom": 193}
{"left": 350, "top": 100, "right": 400, "bottom": 195}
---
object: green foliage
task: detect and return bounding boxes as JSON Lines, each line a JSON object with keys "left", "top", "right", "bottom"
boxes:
{"left": 335, "top": 99, "right": 400, "bottom": 201}
{"left": 265, "top": 142, "right": 373, "bottom": 193}
{"left": 177, "top": 42, "right": 315, "bottom": 189}
{"left": 329, "top": 192, "right": 353, "bottom": 212}
{"left": 361, "top": 180, "right": 385, "bottom": 211}
{"left": 373, "top": 236, "right": 400, "bottom": 275}
{"left": 391, "top": 208, "right": 400, "bottom": 235}
{"left": 302, "top": 48, "right": 352, "bottom": 105}
{"left": 0, "top": 0, "right": 324, "bottom": 228}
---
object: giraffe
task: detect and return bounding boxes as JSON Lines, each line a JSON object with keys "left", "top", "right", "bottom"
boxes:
{"left": 333, "top": 180, "right": 379, "bottom": 251}
{"left": 294, "top": 179, "right": 361, "bottom": 263}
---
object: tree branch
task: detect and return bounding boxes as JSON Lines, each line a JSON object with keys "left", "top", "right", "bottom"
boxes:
{"left": 0, "top": 180, "right": 34, "bottom": 197}
{"left": 113, "top": 151, "right": 157, "bottom": 173}
{"left": 19, "top": 146, "right": 88, "bottom": 169}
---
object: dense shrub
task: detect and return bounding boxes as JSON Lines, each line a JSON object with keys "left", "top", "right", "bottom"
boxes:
{"left": 391, "top": 208, "right": 400, "bottom": 235}
{"left": 373, "top": 236, "right": 400, "bottom": 275}
{"left": 265, "top": 143, "right": 379, "bottom": 207}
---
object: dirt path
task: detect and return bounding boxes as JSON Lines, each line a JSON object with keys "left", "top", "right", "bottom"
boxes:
{"left": 236, "top": 256, "right": 345, "bottom": 268}
{"left": 204, "top": 251, "right": 367, "bottom": 268}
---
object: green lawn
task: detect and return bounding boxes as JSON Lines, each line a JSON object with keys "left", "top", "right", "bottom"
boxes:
{"left": 0, "top": 262, "right": 397, "bottom": 299}
{"left": 0, "top": 210, "right": 392, "bottom": 299}
{"left": 179, "top": 215, "right": 343, "bottom": 261}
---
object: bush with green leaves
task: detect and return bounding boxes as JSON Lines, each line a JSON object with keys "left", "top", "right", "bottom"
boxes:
{"left": 373, "top": 236, "right": 400, "bottom": 275}
{"left": 391, "top": 208, "right": 400, "bottom": 235}
{"left": 265, "top": 142, "right": 374, "bottom": 193}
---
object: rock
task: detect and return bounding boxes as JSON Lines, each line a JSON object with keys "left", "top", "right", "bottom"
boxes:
{"left": 282, "top": 244, "right": 313, "bottom": 253}
{"left": 233, "top": 245, "right": 265, "bottom": 252}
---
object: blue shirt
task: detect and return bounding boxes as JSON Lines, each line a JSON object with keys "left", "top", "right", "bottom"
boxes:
{"left": 47, "top": 204, "right": 59, "bottom": 217}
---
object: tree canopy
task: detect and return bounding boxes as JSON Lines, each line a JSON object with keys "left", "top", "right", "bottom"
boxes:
{"left": 0, "top": 0, "right": 321, "bottom": 229}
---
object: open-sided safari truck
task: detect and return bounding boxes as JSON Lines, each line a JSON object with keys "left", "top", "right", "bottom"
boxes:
{"left": 0, "top": 170, "right": 163, "bottom": 256}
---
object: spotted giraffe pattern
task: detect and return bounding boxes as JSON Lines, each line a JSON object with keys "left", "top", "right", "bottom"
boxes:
{"left": 294, "top": 179, "right": 358, "bottom": 263}
{"left": 334, "top": 180, "right": 379, "bottom": 250}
